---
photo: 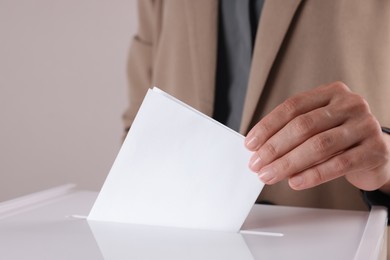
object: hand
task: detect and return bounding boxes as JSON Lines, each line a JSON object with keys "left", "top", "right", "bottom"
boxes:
{"left": 245, "top": 81, "right": 390, "bottom": 192}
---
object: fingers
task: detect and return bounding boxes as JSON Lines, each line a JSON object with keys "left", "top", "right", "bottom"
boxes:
{"left": 245, "top": 82, "right": 350, "bottom": 151}
{"left": 289, "top": 136, "right": 388, "bottom": 190}
{"left": 253, "top": 112, "right": 378, "bottom": 186}
{"left": 288, "top": 146, "right": 363, "bottom": 190}
{"left": 244, "top": 81, "right": 390, "bottom": 190}
{"left": 255, "top": 123, "right": 362, "bottom": 185}
{"left": 248, "top": 104, "right": 345, "bottom": 172}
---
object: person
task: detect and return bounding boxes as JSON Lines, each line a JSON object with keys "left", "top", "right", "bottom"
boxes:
{"left": 124, "top": 0, "right": 390, "bottom": 217}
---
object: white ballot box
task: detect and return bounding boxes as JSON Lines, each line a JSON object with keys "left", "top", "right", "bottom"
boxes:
{"left": 0, "top": 185, "right": 387, "bottom": 260}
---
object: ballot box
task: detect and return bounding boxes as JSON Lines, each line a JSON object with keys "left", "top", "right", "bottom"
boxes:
{"left": 0, "top": 184, "right": 387, "bottom": 259}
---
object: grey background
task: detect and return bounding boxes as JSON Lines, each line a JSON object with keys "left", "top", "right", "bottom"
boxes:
{"left": 0, "top": 0, "right": 138, "bottom": 201}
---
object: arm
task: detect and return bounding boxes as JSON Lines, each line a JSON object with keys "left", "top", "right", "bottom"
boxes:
{"left": 244, "top": 81, "right": 390, "bottom": 194}
{"left": 123, "top": 0, "right": 157, "bottom": 136}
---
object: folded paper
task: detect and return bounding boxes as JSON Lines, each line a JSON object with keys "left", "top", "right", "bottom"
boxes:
{"left": 88, "top": 88, "right": 264, "bottom": 232}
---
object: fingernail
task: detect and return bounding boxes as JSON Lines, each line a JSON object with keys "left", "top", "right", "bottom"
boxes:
{"left": 246, "top": 136, "right": 259, "bottom": 150}
{"left": 289, "top": 175, "right": 304, "bottom": 188}
{"left": 258, "top": 168, "right": 274, "bottom": 183}
{"left": 249, "top": 154, "right": 262, "bottom": 172}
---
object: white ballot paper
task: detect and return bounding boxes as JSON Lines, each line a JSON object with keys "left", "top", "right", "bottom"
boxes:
{"left": 88, "top": 88, "right": 264, "bottom": 232}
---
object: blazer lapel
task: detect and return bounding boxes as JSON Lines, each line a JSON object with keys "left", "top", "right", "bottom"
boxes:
{"left": 240, "top": 0, "right": 303, "bottom": 134}
{"left": 184, "top": 0, "right": 219, "bottom": 116}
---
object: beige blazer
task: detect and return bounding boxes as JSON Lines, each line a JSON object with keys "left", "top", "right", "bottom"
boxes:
{"left": 124, "top": 0, "right": 390, "bottom": 211}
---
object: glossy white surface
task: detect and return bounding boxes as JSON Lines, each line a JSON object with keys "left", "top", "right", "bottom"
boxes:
{"left": 0, "top": 187, "right": 387, "bottom": 259}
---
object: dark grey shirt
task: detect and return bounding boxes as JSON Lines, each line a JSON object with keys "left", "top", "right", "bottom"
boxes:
{"left": 213, "top": 0, "right": 264, "bottom": 131}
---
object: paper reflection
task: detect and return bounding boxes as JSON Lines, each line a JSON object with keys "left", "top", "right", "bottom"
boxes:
{"left": 88, "top": 220, "right": 254, "bottom": 260}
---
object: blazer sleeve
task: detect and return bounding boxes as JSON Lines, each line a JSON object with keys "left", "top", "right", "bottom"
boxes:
{"left": 122, "top": 0, "right": 159, "bottom": 137}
